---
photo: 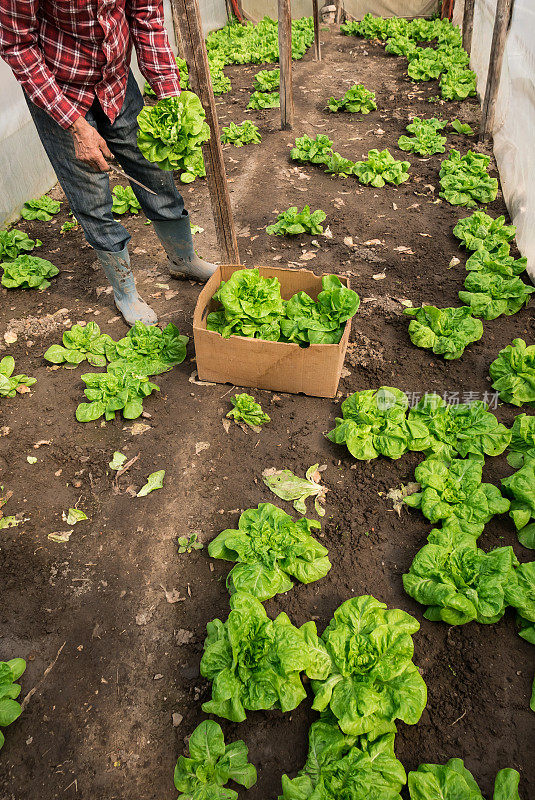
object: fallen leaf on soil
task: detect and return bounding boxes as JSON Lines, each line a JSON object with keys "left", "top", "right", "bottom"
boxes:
{"left": 399, "top": 299, "right": 413, "bottom": 307}
{"left": 341, "top": 367, "right": 351, "bottom": 378}
{"left": 262, "top": 464, "right": 327, "bottom": 517}
{"left": 4, "top": 331, "right": 17, "bottom": 344}
{"left": 333, "top": 197, "right": 345, "bottom": 208}
{"left": 0, "top": 516, "right": 24, "bottom": 529}
{"left": 448, "top": 257, "right": 461, "bottom": 269}
{"left": 16, "top": 385, "right": 31, "bottom": 394}
{"left": 33, "top": 440, "right": 50, "bottom": 448}
{"left": 363, "top": 239, "right": 383, "bottom": 246}
{"left": 125, "top": 422, "right": 151, "bottom": 435}
{"left": 374, "top": 128, "right": 385, "bottom": 135}
{"left": 96, "top": 285, "right": 113, "bottom": 297}
{"left": 393, "top": 246, "right": 415, "bottom": 254}
{"left": 109, "top": 451, "right": 127, "bottom": 470}
{"left": 323, "top": 226, "right": 333, "bottom": 238}
{"left": 172, "top": 713, "right": 183, "bottom": 727}
{"left": 160, "top": 585, "right": 185, "bottom": 604}
{"left": 392, "top": 203, "right": 398, "bottom": 210}
{"left": 62, "top": 508, "right": 88, "bottom": 525}
{"left": 419, "top": 233, "right": 432, "bottom": 237}
{"left": 386, "top": 483, "right": 420, "bottom": 516}
{"left": 343, "top": 236, "right": 354, "bottom": 247}
{"left": 195, "top": 441, "right": 210, "bottom": 455}
{"left": 48, "top": 531, "right": 73, "bottom": 543}
{"left": 155, "top": 283, "right": 169, "bottom": 290}
{"left": 107, "top": 316, "right": 121, "bottom": 324}
{"left": 272, "top": 254, "right": 283, "bottom": 261}
{"left": 137, "top": 470, "right": 165, "bottom": 497}
{"left": 222, "top": 419, "right": 231, "bottom": 434}
{"left": 26, "top": 456, "right": 37, "bottom": 464}
{"left": 372, "top": 272, "right": 386, "bottom": 280}
{"left": 189, "top": 370, "right": 216, "bottom": 386}
{"left": 164, "top": 290, "right": 179, "bottom": 301}
{"left": 300, "top": 252, "right": 316, "bottom": 261}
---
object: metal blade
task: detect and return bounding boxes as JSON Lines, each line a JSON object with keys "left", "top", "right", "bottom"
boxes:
{"left": 108, "top": 163, "right": 157, "bottom": 196}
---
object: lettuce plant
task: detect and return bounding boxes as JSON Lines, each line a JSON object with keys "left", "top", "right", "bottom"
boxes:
{"left": 327, "top": 84, "right": 377, "bottom": 114}
{"left": 398, "top": 117, "right": 447, "bottom": 156}
{"left": 408, "top": 759, "right": 522, "bottom": 800}
{"left": 341, "top": 13, "right": 393, "bottom": 40}
{"left": 247, "top": 90, "right": 280, "bottom": 110}
{"left": 407, "top": 48, "right": 446, "bottom": 81}
{"left": 253, "top": 68, "right": 279, "bottom": 91}
{"left": 209, "top": 58, "right": 232, "bottom": 94}
{"left": 451, "top": 119, "right": 474, "bottom": 135}
{"left": 324, "top": 152, "right": 355, "bottom": 177}
{"left": 403, "top": 537, "right": 518, "bottom": 624}
{"left": 465, "top": 244, "right": 527, "bottom": 277}
{"left": 407, "top": 394, "right": 511, "bottom": 458}
{"left": 44, "top": 322, "right": 114, "bottom": 368}
{"left": 0, "top": 356, "right": 36, "bottom": 397}
{"left": 326, "top": 387, "right": 431, "bottom": 460}
{"left": 208, "top": 502, "right": 330, "bottom": 601}
{"left": 1, "top": 253, "right": 59, "bottom": 290}
{"left": 510, "top": 414, "right": 535, "bottom": 460}
{"left": 290, "top": 134, "right": 334, "bottom": 165}
{"left": 266, "top": 206, "right": 326, "bottom": 236}
{"left": 459, "top": 272, "right": 535, "bottom": 319}
{"left": 439, "top": 149, "right": 498, "bottom": 207}
{"left": 174, "top": 719, "right": 256, "bottom": 800}
{"left": 280, "top": 275, "right": 360, "bottom": 345}
{"left": 440, "top": 67, "right": 477, "bottom": 100}
{"left": 403, "top": 305, "right": 483, "bottom": 360}
{"left": 0, "top": 229, "right": 41, "bottom": 260}
{"left": 20, "top": 195, "right": 61, "bottom": 221}
{"left": 502, "top": 459, "right": 535, "bottom": 536}
{"left": 221, "top": 121, "right": 261, "bottom": 147}
{"left": 200, "top": 591, "right": 330, "bottom": 722}
{"left": 311, "top": 595, "right": 427, "bottom": 736}
{"left": 385, "top": 34, "right": 418, "bottom": 57}
{"left": 353, "top": 149, "right": 410, "bottom": 187}
{"left": 453, "top": 211, "right": 516, "bottom": 251}
{"left": 137, "top": 92, "right": 210, "bottom": 182}
{"left": 206, "top": 17, "right": 313, "bottom": 66}
{"left": 106, "top": 321, "right": 188, "bottom": 376}
{"left": 280, "top": 719, "right": 406, "bottom": 800}
{"left": 404, "top": 454, "right": 510, "bottom": 534}
{"left": 111, "top": 185, "right": 141, "bottom": 215}
{"left": 207, "top": 268, "right": 284, "bottom": 340}
{"left": 506, "top": 562, "right": 535, "bottom": 631}
{"left": 489, "top": 339, "right": 535, "bottom": 407}
{"left": 227, "top": 393, "right": 270, "bottom": 428}
{"left": 76, "top": 365, "right": 159, "bottom": 422}
{"left": 0, "top": 658, "right": 26, "bottom": 750}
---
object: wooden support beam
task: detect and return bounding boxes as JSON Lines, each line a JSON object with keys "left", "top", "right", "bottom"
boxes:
{"left": 312, "top": 0, "right": 322, "bottom": 61}
{"left": 462, "top": 0, "right": 475, "bottom": 54}
{"left": 334, "top": 0, "right": 343, "bottom": 24}
{"left": 278, "top": 0, "right": 294, "bottom": 130}
{"left": 170, "top": 0, "right": 240, "bottom": 264}
{"left": 479, "top": 0, "right": 515, "bottom": 142}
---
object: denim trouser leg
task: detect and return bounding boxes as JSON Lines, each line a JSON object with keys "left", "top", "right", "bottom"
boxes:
{"left": 25, "top": 72, "right": 186, "bottom": 253}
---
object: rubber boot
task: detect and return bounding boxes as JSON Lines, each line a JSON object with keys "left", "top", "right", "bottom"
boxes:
{"left": 152, "top": 216, "right": 217, "bottom": 282}
{"left": 95, "top": 246, "right": 158, "bottom": 326}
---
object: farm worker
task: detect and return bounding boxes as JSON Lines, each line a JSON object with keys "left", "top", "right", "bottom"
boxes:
{"left": 0, "top": 0, "right": 216, "bottom": 325}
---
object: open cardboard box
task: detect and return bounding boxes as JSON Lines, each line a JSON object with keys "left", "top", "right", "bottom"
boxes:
{"left": 193, "top": 265, "right": 352, "bottom": 398}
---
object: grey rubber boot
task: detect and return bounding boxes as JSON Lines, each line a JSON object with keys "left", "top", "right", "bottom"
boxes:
{"left": 95, "top": 246, "right": 158, "bottom": 326}
{"left": 152, "top": 216, "right": 217, "bottom": 282}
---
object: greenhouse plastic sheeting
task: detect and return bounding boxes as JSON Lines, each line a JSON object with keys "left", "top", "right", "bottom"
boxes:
{"left": 457, "top": 0, "right": 535, "bottom": 281}
{"left": 0, "top": 0, "right": 228, "bottom": 226}
{"left": 242, "top": 0, "right": 438, "bottom": 20}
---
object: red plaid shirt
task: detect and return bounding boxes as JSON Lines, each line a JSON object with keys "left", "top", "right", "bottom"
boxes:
{"left": 0, "top": 0, "right": 181, "bottom": 129}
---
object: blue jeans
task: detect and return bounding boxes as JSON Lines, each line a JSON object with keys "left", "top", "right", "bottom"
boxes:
{"left": 25, "top": 72, "right": 186, "bottom": 252}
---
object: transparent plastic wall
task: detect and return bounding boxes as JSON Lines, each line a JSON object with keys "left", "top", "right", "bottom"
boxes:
{"left": 463, "top": 0, "right": 535, "bottom": 280}
{"left": 0, "top": 0, "right": 228, "bottom": 226}
{"left": 243, "top": 0, "right": 437, "bottom": 20}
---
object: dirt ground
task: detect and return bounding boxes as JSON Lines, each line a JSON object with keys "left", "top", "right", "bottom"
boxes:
{"left": 1, "top": 25, "right": 534, "bottom": 800}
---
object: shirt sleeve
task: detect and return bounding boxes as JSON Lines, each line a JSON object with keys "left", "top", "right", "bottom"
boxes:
{"left": 126, "top": 0, "right": 181, "bottom": 98}
{"left": 0, "top": 0, "right": 81, "bottom": 128}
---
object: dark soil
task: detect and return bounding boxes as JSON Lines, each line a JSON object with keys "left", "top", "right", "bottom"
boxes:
{"left": 1, "top": 25, "right": 534, "bottom": 800}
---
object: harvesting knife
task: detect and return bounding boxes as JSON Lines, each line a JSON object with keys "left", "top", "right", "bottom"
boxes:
{"left": 107, "top": 163, "right": 157, "bottom": 196}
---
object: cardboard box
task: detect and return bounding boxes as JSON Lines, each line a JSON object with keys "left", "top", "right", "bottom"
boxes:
{"left": 193, "top": 265, "right": 351, "bottom": 398}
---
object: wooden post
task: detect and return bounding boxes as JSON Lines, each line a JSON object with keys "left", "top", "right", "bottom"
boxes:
{"left": 278, "top": 0, "right": 294, "bottom": 130}
{"left": 170, "top": 0, "right": 240, "bottom": 264}
{"left": 462, "top": 0, "right": 475, "bottom": 55}
{"left": 312, "top": 0, "right": 321, "bottom": 61}
{"left": 170, "top": 2, "right": 186, "bottom": 59}
{"left": 334, "top": 0, "right": 343, "bottom": 23}
{"left": 479, "top": 0, "right": 515, "bottom": 142}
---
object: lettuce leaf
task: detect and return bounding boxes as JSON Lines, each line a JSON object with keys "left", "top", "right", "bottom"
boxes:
{"left": 227, "top": 393, "right": 270, "bottom": 428}
{"left": 0, "top": 356, "right": 36, "bottom": 398}
{"left": 311, "top": 595, "right": 427, "bottom": 736}
{"left": 465, "top": 244, "right": 527, "bottom": 277}
{"left": 453, "top": 211, "right": 516, "bottom": 251}
{"left": 459, "top": 272, "right": 534, "bottom": 319}
{"left": 44, "top": 322, "right": 115, "bottom": 368}
{"left": 439, "top": 149, "right": 498, "bottom": 207}
{"left": 0, "top": 658, "right": 26, "bottom": 750}
{"left": 76, "top": 366, "right": 159, "bottom": 422}
{"left": 353, "top": 149, "right": 410, "bottom": 187}
{"left": 267, "top": 206, "right": 326, "bottom": 236}
{"left": 111, "top": 185, "right": 141, "bottom": 215}
{"left": 221, "top": 120, "right": 261, "bottom": 147}
{"left": 502, "top": 458, "right": 535, "bottom": 534}
{"left": 200, "top": 592, "right": 331, "bottom": 721}
{"left": 408, "top": 760, "right": 522, "bottom": 800}
{"left": 208, "top": 502, "right": 330, "bottom": 600}
{"left": 1, "top": 253, "right": 59, "bottom": 290}
{"left": 327, "top": 84, "right": 377, "bottom": 114}
{"left": 253, "top": 68, "right": 280, "bottom": 91}
{"left": 106, "top": 321, "right": 188, "bottom": 376}
{"left": 0, "top": 229, "right": 41, "bottom": 260}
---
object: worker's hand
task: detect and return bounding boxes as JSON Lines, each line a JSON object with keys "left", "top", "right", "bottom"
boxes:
{"left": 69, "top": 116, "right": 113, "bottom": 172}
